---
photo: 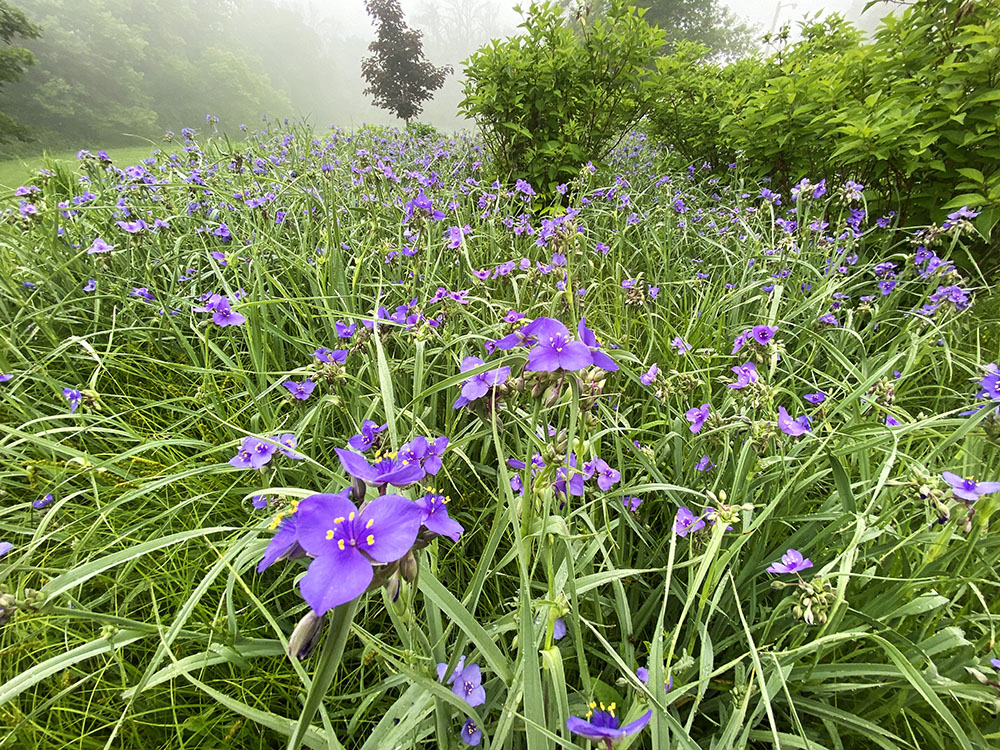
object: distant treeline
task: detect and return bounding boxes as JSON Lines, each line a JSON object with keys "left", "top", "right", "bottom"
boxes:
{"left": 0, "top": 0, "right": 398, "bottom": 150}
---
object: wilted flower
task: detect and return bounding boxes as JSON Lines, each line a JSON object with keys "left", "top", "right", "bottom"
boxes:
{"left": 640, "top": 364, "right": 658, "bottom": 385}
{"left": 33, "top": 494, "right": 54, "bottom": 509}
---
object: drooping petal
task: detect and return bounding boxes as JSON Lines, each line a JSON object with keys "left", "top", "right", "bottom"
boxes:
{"left": 422, "top": 502, "right": 464, "bottom": 542}
{"left": 298, "top": 548, "right": 372, "bottom": 615}
{"left": 357, "top": 495, "right": 423, "bottom": 563}
{"left": 335, "top": 448, "right": 378, "bottom": 483}
{"left": 620, "top": 709, "right": 653, "bottom": 736}
{"left": 256, "top": 515, "right": 300, "bottom": 572}
{"left": 590, "top": 349, "right": 618, "bottom": 371}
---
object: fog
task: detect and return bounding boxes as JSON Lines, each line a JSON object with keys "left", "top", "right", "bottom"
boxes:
{"left": 0, "top": 0, "right": 900, "bottom": 150}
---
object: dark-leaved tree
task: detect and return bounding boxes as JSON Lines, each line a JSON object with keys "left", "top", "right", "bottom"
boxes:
{"left": 0, "top": 1, "right": 40, "bottom": 143}
{"left": 361, "top": 0, "right": 451, "bottom": 124}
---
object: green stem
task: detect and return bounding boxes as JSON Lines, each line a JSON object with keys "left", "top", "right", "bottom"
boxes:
{"left": 286, "top": 598, "right": 361, "bottom": 750}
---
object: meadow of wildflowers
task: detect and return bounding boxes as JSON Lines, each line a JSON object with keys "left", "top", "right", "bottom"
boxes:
{"left": 0, "top": 121, "right": 998, "bottom": 749}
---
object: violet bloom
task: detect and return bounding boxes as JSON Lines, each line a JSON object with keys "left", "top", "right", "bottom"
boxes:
{"left": 553, "top": 617, "right": 567, "bottom": 640}
{"left": 623, "top": 495, "right": 642, "bottom": 512}
{"left": 335, "top": 448, "right": 425, "bottom": 489}
{"left": 83, "top": 279, "right": 97, "bottom": 292}
{"left": 767, "top": 548, "right": 813, "bottom": 574}
{"left": 453, "top": 356, "right": 511, "bottom": 409}
{"left": 63, "top": 388, "right": 82, "bottom": 413}
{"left": 422, "top": 436, "right": 449, "bottom": 475}
{"left": 87, "top": 237, "right": 113, "bottom": 254}
{"left": 941, "top": 472, "right": 1000, "bottom": 503}
{"left": 592, "top": 458, "right": 621, "bottom": 491}
{"left": 751, "top": 325, "right": 777, "bottom": 346}
{"left": 230, "top": 436, "right": 278, "bottom": 469}
{"left": 0, "top": 374, "right": 11, "bottom": 383}
{"left": 460, "top": 719, "right": 482, "bottom": 747}
{"left": 696, "top": 456, "right": 715, "bottom": 472}
{"left": 640, "top": 364, "right": 658, "bottom": 385}
{"left": 777, "top": 406, "right": 811, "bottom": 436}
{"left": 732, "top": 330, "right": 749, "bottom": 355}
{"left": 274, "top": 433, "right": 304, "bottom": 460}
{"left": 439, "top": 659, "right": 486, "bottom": 707}
{"left": 729, "top": 362, "right": 758, "bottom": 390}
{"left": 348, "top": 420, "right": 387, "bottom": 452}
{"left": 415, "top": 492, "right": 464, "bottom": 541}
{"left": 33, "top": 493, "right": 54, "bottom": 509}
{"left": 293, "top": 490, "right": 423, "bottom": 614}
{"left": 674, "top": 506, "right": 705, "bottom": 537}
{"left": 313, "top": 347, "right": 348, "bottom": 365}
{"left": 335, "top": 321, "right": 357, "bottom": 338}
{"left": 524, "top": 318, "right": 593, "bottom": 372}
{"left": 283, "top": 380, "right": 316, "bottom": 401}
{"left": 636, "top": 667, "right": 673, "bottom": 693}
{"left": 0, "top": 541, "right": 11, "bottom": 558}
{"left": 686, "top": 403, "right": 710, "bottom": 433}
{"left": 992, "top": 658, "right": 1000, "bottom": 671}
{"left": 567, "top": 703, "right": 651, "bottom": 744}
{"left": 578, "top": 318, "right": 618, "bottom": 371}
{"left": 251, "top": 495, "right": 269, "bottom": 510}
{"left": 804, "top": 391, "right": 826, "bottom": 404}
{"left": 493, "top": 316, "right": 564, "bottom": 351}
{"left": 257, "top": 513, "right": 303, "bottom": 571}
{"left": 671, "top": 336, "right": 692, "bottom": 354}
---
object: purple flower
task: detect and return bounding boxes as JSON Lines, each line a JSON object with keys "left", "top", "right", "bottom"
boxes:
{"left": 640, "top": 363, "right": 658, "bottom": 385}
{"left": 804, "top": 391, "right": 826, "bottom": 404}
{"left": 453, "top": 356, "right": 511, "bottom": 408}
{"left": 695, "top": 455, "right": 715, "bottom": 472}
{"left": 991, "top": 658, "right": 1000, "bottom": 671}
{"left": 211, "top": 298, "right": 246, "bottom": 327}
{"left": 686, "top": 403, "right": 710, "bottom": 433}
{"left": 274, "top": 433, "right": 304, "bottom": 460}
{"left": 0, "top": 374, "right": 11, "bottom": 383}
{"left": 818, "top": 313, "right": 839, "bottom": 327}
{"left": 0, "top": 541, "right": 11, "bottom": 558}
{"left": 348, "top": 420, "right": 387, "bottom": 452}
{"left": 87, "top": 237, "right": 113, "bottom": 254}
{"left": 335, "top": 448, "right": 425, "bottom": 489}
{"left": 421, "top": 436, "right": 449, "bottom": 475}
{"left": 524, "top": 318, "right": 593, "bottom": 372}
{"left": 731, "top": 330, "right": 749, "bottom": 355}
{"left": 729, "top": 362, "right": 758, "bottom": 390}
{"left": 767, "top": 548, "right": 813, "bottom": 574}
{"left": 941, "top": 472, "right": 1000, "bottom": 503}
{"left": 671, "top": 337, "right": 692, "bottom": 354}
{"left": 313, "top": 347, "right": 348, "bottom": 364}
{"left": 592, "top": 458, "right": 621, "bottom": 491}
{"left": 251, "top": 495, "right": 269, "bottom": 510}
{"left": 674, "top": 506, "right": 705, "bottom": 537}
{"left": 33, "top": 493, "right": 54, "bottom": 509}
{"left": 636, "top": 667, "right": 673, "bottom": 693}
{"left": 230, "top": 436, "right": 278, "bottom": 469}
{"left": 415, "top": 492, "right": 464, "bottom": 541}
{"left": 283, "top": 380, "right": 316, "bottom": 401}
{"left": 335, "top": 321, "right": 357, "bottom": 338}
{"left": 777, "top": 406, "right": 811, "bottom": 436}
{"left": 293, "top": 490, "right": 423, "bottom": 614}
{"left": 751, "top": 325, "right": 777, "bottom": 346}
{"left": 577, "top": 318, "right": 618, "bottom": 371}
{"left": 623, "top": 495, "right": 642, "bottom": 512}
{"left": 441, "top": 660, "right": 486, "bottom": 707}
{"left": 62, "top": 388, "right": 82, "bottom": 413}
{"left": 460, "top": 718, "right": 482, "bottom": 746}
{"left": 83, "top": 279, "right": 97, "bottom": 292}
{"left": 885, "top": 415, "right": 901, "bottom": 427}
{"left": 567, "top": 704, "right": 651, "bottom": 744}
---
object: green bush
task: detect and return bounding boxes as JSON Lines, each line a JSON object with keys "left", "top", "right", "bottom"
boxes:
{"left": 460, "top": 0, "right": 663, "bottom": 192}
{"left": 649, "top": 1, "right": 1000, "bottom": 237}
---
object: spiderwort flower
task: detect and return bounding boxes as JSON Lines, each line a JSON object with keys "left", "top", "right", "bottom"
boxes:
{"left": 453, "top": 356, "right": 511, "bottom": 408}
{"left": 63, "top": 388, "right": 82, "bottom": 413}
{"left": 623, "top": 495, "right": 642, "bottom": 512}
{"left": 293, "top": 489, "right": 423, "bottom": 614}
{"left": 674, "top": 506, "right": 705, "bottom": 537}
{"left": 729, "top": 362, "right": 758, "bottom": 389}
{"left": 640, "top": 363, "right": 658, "bottom": 385}
{"left": 87, "top": 237, "right": 113, "bottom": 254}
{"left": 335, "top": 447, "right": 425, "bottom": 489}
{"left": 671, "top": 336, "right": 692, "bottom": 354}
{"left": 636, "top": 667, "right": 673, "bottom": 693}
{"left": 348, "top": 420, "right": 387, "bottom": 452}
{"left": 992, "top": 658, "right": 1000, "bottom": 671}
{"left": 592, "top": 458, "right": 621, "bottom": 491}
{"left": 686, "top": 403, "right": 710, "bottom": 433}
{"left": 0, "top": 374, "right": 11, "bottom": 382}
{"left": 751, "top": 325, "right": 777, "bottom": 346}
{"left": 696, "top": 455, "right": 715, "bottom": 472}
{"left": 274, "top": 433, "right": 304, "bottom": 460}
{"left": 230, "top": 436, "right": 278, "bottom": 469}
{"left": 83, "top": 279, "right": 97, "bottom": 292}
{"left": 941, "top": 472, "right": 1000, "bottom": 503}
{"left": 767, "top": 548, "right": 813, "bottom": 574}
{"left": 33, "top": 494, "right": 54, "bottom": 509}
{"left": 283, "top": 380, "right": 316, "bottom": 401}
{"left": 804, "top": 391, "right": 826, "bottom": 404}
{"left": 0, "top": 541, "right": 11, "bottom": 558}
{"left": 577, "top": 318, "right": 618, "bottom": 371}
{"left": 421, "top": 436, "right": 449, "bottom": 475}
{"left": 415, "top": 491, "right": 464, "bottom": 541}
{"left": 525, "top": 318, "right": 593, "bottom": 372}
{"left": 777, "top": 407, "right": 811, "bottom": 436}
{"left": 460, "top": 719, "right": 482, "bottom": 746}
{"left": 567, "top": 702, "right": 652, "bottom": 745}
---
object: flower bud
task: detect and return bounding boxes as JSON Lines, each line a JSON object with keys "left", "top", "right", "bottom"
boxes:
{"left": 288, "top": 610, "right": 325, "bottom": 661}
{"left": 400, "top": 550, "right": 418, "bottom": 582}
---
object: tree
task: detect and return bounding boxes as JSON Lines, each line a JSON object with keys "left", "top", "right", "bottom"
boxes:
{"left": 0, "top": 1, "right": 40, "bottom": 143}
{"left": 360, "top": 0, "right": 451, "bottom": 124}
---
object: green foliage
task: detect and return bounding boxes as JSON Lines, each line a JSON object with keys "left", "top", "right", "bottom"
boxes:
{"left": 0, "top": 1, "right": 40, "bottom": 144}
{"left": 649, "top": 0, "right": 1000, "bottom": 237}
{"left": 460, "top": 0, "right": 664, "bottom": 191}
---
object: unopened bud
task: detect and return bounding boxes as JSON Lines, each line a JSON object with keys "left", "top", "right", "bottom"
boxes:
{"left": 400, "top": 550, "right": 418, "bottom": 582}
{"left": 288, "top": 610, "right": 325, "bottom": 661}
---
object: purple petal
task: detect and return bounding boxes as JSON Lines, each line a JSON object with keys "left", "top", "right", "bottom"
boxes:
{"left": 294, "top": 491, "right": 359, "bottom": 557}
{"left": 299, "top": 548, "right": 372, "bottom": 615}
{"left": 358, "top": 495, "right": 423, "bottom": 563}
{"left": 335, "top": 448, "right": 377, "bottom": 482}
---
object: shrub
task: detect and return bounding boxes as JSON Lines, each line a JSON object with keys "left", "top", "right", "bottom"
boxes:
{"left": 460, "top": 0, "right": 663, "bottom": 193}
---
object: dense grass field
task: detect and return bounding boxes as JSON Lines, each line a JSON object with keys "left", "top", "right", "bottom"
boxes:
{"left": 1, "top": 121, "right": 999, "bottom": 749}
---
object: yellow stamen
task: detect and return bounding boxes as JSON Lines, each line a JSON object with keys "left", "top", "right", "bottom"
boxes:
{"left": 348, "top": 512, "right": 355, "bottom": 521}
{"left": 366, "top": 519, "right": 374, "bottom": 528}
{"left": 366, "top": 534, "right": 375, "bottom": 545}
{"left": 337, "top": 539, "right": 345, "bottom": 550}
{"left": 333, "top": 516, "right": 345, "bottom": 524}
{"left": 325, "top": 529, "right": 335, "bottom": 540}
